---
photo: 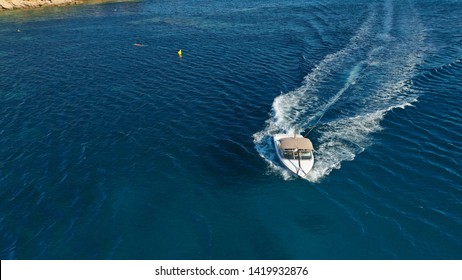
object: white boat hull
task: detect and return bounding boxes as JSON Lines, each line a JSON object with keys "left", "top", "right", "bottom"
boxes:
{"left": 273, "top": 134, "right": 314, "bottom": 177}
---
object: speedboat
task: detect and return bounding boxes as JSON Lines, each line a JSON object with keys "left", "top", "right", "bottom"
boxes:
{"left": 273, "top": 134, "right": 314, "bottom": 177}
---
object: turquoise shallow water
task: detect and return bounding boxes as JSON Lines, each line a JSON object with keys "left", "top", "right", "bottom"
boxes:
{"left": 0, "top": 0, "right": 461, "bottom": 259}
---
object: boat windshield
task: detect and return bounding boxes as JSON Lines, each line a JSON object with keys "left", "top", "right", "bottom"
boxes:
{"left": 300, "top": 150, "right": 312, "bottom": 160}
{"left": 282, "top": 149, "right": 295, "bottom": 160}
{"left": 282, "top": 149, "right": 312, "bottom": 160}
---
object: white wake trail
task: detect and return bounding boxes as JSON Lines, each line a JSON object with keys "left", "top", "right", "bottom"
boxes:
{"left": 254, "top": 1, "right": 426, "bottom": 182}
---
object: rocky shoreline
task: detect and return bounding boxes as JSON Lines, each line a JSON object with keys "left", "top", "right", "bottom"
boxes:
{"left": 0, "top": 0, "right": 78, "bottom": 10}
{"left": 0, "top": 0, "right": 128, "bottom": 10}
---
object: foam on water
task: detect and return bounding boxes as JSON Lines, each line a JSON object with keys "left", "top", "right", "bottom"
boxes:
{"left": 254, "top": 0, "right": 426, "bottom": 182}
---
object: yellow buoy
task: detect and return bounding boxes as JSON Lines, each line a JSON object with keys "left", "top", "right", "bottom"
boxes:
{"left": 178, "top": 49, "right": 182, "bottom": 58}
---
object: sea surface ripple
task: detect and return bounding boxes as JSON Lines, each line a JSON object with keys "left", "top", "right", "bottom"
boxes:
{"left": 0, "top": 0, "right": 461, "bottom": 259}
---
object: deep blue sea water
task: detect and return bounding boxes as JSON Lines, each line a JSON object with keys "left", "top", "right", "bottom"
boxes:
{"left": 0, "top": 0, "right": 461, "bottom": 259}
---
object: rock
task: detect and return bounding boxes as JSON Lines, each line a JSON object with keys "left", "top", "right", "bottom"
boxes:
{"left": 0, "top": 0, "right": 15, "bottom": 9}
{"left": 11, "top": 0, "right": 25, "bottom": 8}
{"left": 0, "top": 0, "right": 77, "bottom": 10}
{"left": 0, "top": 0, "right": 124, "bottom": 11}
{"left": 51, "top": 0, "right": 73, "bottom": 5}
